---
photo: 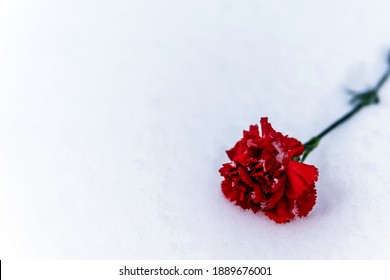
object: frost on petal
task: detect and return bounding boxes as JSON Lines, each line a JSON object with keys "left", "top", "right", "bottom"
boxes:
{"left": 260, "top": 118, "right": 305, "bottom": 163}
{"left": 272, "top": 141, "right": 286, "bottom": 163}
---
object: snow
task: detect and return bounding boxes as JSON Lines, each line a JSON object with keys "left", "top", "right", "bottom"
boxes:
{"left": 1, "top": 0, "right": 390, "bottom": 259}
{"left": 246, "top": 139, "right": 257, "bottom": 147}
{"left": 271, "top": 141, "right": 285, "bottom": 163}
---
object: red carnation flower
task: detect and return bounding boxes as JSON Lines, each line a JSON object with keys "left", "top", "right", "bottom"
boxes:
{"left": 219, "top": 117, "right": 318, "bottom": 223}
{"left": 219, "top": 52, "right": 390, "bottom": 223}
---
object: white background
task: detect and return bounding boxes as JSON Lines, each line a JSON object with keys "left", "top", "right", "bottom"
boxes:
{"left": 1, "top": 0, "right": 390, "bottom": 259}
{"left": 3, "top": 260, "right": 390, "bottom": 279}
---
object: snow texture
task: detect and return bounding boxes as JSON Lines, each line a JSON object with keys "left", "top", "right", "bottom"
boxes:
{"left": 1, "top": 0, "right": 390, "bottom": 259}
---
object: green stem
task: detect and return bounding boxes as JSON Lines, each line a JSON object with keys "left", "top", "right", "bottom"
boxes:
{"left": 301, "top": 59, "right": 390, "bottom": 162}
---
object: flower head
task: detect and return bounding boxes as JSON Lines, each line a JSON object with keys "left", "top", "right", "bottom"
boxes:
{"left": 219, "top": 117, "right": 318, "bottom": 223}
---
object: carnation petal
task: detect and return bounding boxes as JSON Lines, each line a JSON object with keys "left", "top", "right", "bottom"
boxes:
{"left": 250, "top": 184, "right": 265, "bottom": 204}
{"left": 296, "top": 186, "right": 317, "bottom": 217}
{"left": 286, "top": 137, "right": 305, "bottom": 158}
{"left": 260, "top": 117, "right": 276, "bottom": 138}
{"left": 264, "top": 198, "right": 294, "bottom": 224}
{"left": 237, "top": 166, "right": 259, "bottom": 189}
{"left": 265, "top": 183, "right": 285, "bottom": 209}
{"left": 244, "top": 124, "right": 260, "bottom": 138}
{"left": 285, "top": 168, "right": 310, "bottom": 199}
{"left": 221, "top": 180, "right": 251, "bottom": 210}
{"left": 288, "top": 160, "right": 319, "bottom": 186}
{"left": 226, "top": 141, "right": 241, "bottom": 161}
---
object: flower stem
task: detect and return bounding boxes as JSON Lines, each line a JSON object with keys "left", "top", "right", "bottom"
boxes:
{"left": 301, "top": 55, "right": 390, "bottom": 162}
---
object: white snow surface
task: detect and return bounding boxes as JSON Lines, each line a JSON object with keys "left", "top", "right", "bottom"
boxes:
{"left": 1, "top": 0, "right": 390, "bottom": 259}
